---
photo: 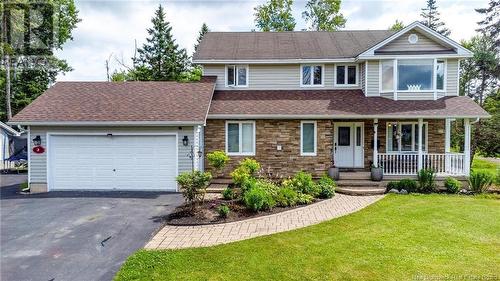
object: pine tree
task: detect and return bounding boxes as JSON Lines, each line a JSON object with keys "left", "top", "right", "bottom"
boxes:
{"left": 194, "top": 23, "right": 210, "bottom": 53}
{"left": 133, "top": 5, "right": 188, "bottom": 81}
{"left": 420, "top": 0, "right": 451, "bottom": 36}
{"left": 254, "top": 0, "right": 296, "bottom": 31}
{"left": 476, "top": 0, "right": 500, "bottom": 49}
{"left": 389, "top": 20, "right": 405, "bottom": 31}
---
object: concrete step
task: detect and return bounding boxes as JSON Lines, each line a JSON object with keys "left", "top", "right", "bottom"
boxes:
{"left": 211, "top": 178, "right": 232, "bottom": 184}
{"left": 336, "top": 180, "right": 382, "bottom": 187}
{"left": 336, "top": 187, "right": 386, "bottom": 196}
{"left": 338, "top": 172, "right": 371, "bottom": 180}
{"left": 206, "top": 183, "right": 229, "bottom": 193}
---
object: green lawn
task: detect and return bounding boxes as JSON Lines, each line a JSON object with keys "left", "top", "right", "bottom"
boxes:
{"left": 472, "top": 157, "right": 500, "bottom": 186}
{"left": 115, "top": 194, "right": 500, "bottom": 281}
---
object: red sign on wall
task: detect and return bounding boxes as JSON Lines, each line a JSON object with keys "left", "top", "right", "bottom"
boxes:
{"left": 32, "top": 146, "right": 45, "bottom": 154}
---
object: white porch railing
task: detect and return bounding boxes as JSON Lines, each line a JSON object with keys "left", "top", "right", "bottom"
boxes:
{"left": 377, "top": 153, "right": 466, "bottom": 176}
{"left": 1, "top": 160, "right": 15, "bottom": 170}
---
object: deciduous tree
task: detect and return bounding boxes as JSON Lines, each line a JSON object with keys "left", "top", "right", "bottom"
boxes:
{"left": 302, "top": 0, "right": 346, "bottom": 31}
{"left": 254, "top": 0, "right": 296, "bottom": 31}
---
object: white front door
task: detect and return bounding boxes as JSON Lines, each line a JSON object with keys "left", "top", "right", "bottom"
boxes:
{"left": 334, "top": 122, "right": 364, "bottom": 168}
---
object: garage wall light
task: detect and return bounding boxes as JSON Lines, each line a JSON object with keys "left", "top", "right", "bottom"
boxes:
{"left": 32, "top": 135, "right": 42, "bottom": 146}
{"left": 182, "top": 136, "right": 189, "bottom": 146}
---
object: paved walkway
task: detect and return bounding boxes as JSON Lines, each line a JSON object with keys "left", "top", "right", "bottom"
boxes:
{"left": 145, "top": 194, "right": 384, "bottom": 250}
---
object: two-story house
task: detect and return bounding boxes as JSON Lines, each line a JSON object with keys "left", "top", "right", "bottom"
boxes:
{"left": 9, "top": 22, "right": 489, "bottom": 193}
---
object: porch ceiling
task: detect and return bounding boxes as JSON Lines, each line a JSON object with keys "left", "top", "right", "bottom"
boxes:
{"left": 208, "top": 90, "right": 490, "bottom": 119}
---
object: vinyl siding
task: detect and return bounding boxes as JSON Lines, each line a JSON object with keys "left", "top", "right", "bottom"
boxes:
{"left": 360, "top": 62, "right": 366, "bottom": 94}
{"left": 366, "top": 61, "right": 380, "bottom": 96}
{"left": 377, "top": 29, "right": 451, "bottom": 52}
{"left": 446, "top": 58, "right": 459, "bottom": 96}
{"left": 29, "top": 126, "right": 194, "bottom": 184}
{"left": 203, "top": 64, "right": 362, "bottom": 90}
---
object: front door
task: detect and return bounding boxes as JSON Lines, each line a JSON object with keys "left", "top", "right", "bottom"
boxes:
{"left": 334, "top": 122, "right": 364, "bottom": 168}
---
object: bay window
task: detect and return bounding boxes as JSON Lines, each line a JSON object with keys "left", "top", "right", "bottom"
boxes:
{"left": 226, "top": 121, "right": 255, "bottom": 155}
{"left": 386, "top": 122, "right": 427, "bottom": 152}
{"left": 335, "top": 64, "right": 357, "bottom": 86}
{"left": 301, "top": 65, "right": 323, "bottom": 86}
{"left": 226, "top": 65, "right": 248, "bottom": 87}
{"left": 380, "top": 59, "right": 446, "bottom": 93}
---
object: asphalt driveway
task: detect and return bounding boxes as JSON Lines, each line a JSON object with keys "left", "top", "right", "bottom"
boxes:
{"left": 0, "top": 174, "right": 183, "bottom": 281}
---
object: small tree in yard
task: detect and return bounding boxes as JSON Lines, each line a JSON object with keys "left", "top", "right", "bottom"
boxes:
{"left": 207, "top": 150, "right": 230, "bottom": 177}
{"left": 176, "top": 171, "right": 212, "bottom": 210}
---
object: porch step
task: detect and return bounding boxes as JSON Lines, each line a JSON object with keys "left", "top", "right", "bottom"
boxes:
{"left": 211, "top": 178, "right": 232, "bottom": 184}
{"left": 336, "top": 187, "right": 386, "bottom": 196}
{"left": 206, "top": 183, "right": 229, "bottom": 193}
{"left": 338, "top": 172, "right": 371, "bottom": 180}
{"left": 336, "top": 180, "right": 382, "bottom": 187}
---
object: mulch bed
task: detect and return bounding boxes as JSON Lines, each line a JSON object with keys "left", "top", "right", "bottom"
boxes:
{"left": 166, "top": 197, "right": 322, "bottom": 225}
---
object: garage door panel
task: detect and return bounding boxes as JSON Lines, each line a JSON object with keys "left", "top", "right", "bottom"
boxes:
{"left": 49, "top": 135, "right": 177, "bottom": 191}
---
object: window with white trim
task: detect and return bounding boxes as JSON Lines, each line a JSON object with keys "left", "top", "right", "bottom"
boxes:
{"left": 386, "top": 122, "right": 428, "bottom": 152}
{"left": 301, "top": 121, "right": 317, "bottom": 156}
{"left": 226, "top": 65, "right": 248, "bottom": 87}
{"left": 335, "top": 64, "right": 357, "bottom": 86}
{"left": 380, "top": 59, "right": 446, "bottom": 92}
{"left": 226, "top": 121, "right": 255, "bottom": 155}
{"left": 301, "top": 65, "right": 323, "bottom": 86}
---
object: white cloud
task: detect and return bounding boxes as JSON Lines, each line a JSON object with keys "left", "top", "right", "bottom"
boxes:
{"left": 56, "top": 0, "right": 489, "bottom": 81}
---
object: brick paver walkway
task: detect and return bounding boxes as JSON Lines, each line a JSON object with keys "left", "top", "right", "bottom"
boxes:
{"left": 145, "top": 194, "right": 384, "bottom": 250}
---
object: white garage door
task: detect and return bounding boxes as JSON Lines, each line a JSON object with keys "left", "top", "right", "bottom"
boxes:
{"left": 48, "top": 135, "right": 177, "bottom": 191}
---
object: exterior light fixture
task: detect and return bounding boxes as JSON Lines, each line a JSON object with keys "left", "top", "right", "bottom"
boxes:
{"left": 32, "top": 135, "right": 42, "bottom": 146}
{"left": 197, "top": 150, "right": 203, "bottom": 158}
{"left": 182, "top": 136, "right": 189, "bottom": 146}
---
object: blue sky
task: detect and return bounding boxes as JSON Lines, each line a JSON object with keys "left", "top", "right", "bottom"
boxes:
{"left": 55, "top": 0, "right": 489, "bottom": 81}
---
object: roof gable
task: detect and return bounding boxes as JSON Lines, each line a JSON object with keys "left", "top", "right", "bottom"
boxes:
{"left": 358, "top": 22, "right": 472, "bottom": 58}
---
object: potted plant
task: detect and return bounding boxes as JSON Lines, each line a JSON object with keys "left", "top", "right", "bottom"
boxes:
{"left": 371, "top": 163, "right": 383, "bottom": 181}
{"left": 328, "top": 153, "right": 339, "bottom": 181}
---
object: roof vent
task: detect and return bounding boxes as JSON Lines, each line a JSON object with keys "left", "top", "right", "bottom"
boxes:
{"left": 408, "top": 34, "right": 419, "bottom": 44}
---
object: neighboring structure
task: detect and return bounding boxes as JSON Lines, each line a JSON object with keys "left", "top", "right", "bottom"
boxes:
{"left": 9, "top": 22, "right": 489, "bottom": 192}
{"left": 1, "top": 122, "right": 26, "bottom": 171}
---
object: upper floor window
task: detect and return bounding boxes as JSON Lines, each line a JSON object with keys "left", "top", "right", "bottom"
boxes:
{"left": 226, "top": 65, "right": 248, "bottom": 87}
{"left": 335, "top": 64, "right": 357, "bottom": 86}
{"left": 301, "top": 65, "right": 323, "bottom": 86}
{"left": 381, "top": 59, "right": 446, "bottom": 92}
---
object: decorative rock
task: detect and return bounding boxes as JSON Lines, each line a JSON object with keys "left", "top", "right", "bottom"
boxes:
{"left": 389, "top": 189, "right": 399, "bottom": 194}
{"left": 400, "top": 189, "right": 408, "bottom": 195}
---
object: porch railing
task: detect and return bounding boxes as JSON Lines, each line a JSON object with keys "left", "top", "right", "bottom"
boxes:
{"left": 377, "top": 153, "right": 466, "bottom": 176}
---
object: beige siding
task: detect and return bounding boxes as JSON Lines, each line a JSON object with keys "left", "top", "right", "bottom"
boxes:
{"left": 366, "top": 61, "right": 380, "bottom": 96}
{"left": 203, "top": 64, "right": 363, "bottom": 90}
{"left": 397, "top": 92, "right": 435, "bottom": 100}
{"left": 377, "top": 29, "right": 451, "bottom": 52}
{"left": 360, "top": 62, "right": 366, "bottom": 94}
{"left": 29, "top": 126, "right": 194, "bottom": 185}
{"left": 446, "top": 58, "right": 459, "bottom": 96}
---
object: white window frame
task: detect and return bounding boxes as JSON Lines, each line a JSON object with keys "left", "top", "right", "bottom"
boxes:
{"left": 225, "top": 121, "right": 256, "bottom": 156}
{"left": 300, "top": 121, "right": 317, "bottom": 156}
{"left": 300, "top": 64, "right": 324, "bottom": 87}
{"left": 379, "top": 59, "right": 448, "bottom": 97}
{"left": 386, "top": 122, "right": 428, "bottom": 153}
{"left": 334, "top": 64, "right": 358, "bottom": 87}
{"left": 225, "top": 65, "right": 249, "bottom": 88}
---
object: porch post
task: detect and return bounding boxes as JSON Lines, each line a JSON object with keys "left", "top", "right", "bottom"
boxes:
{"left": 464, "top": 118, "right": 471, "bottom": 176}
{"left": 373, "top": 119, "right": 378, "bottom": 167}
{"left": 445, "top": 118, "right": 451, "bottom": 173}
{"left": 417, "top": 118, "right": 423, "bottom": 171}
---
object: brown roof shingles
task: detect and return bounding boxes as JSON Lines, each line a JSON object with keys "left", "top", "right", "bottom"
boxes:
{"left": 9, "top": 77, "right": 217, "bottom": 124}
{"left": 193, "top": 30, "right": 396, "bottom": 61}
{"left": 208, "top": 90, "right": 490, "bottom": 118}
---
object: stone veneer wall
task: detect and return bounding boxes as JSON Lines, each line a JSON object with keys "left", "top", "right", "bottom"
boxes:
{"left": 204, "top": 119, "right": 445, "bottom": 178}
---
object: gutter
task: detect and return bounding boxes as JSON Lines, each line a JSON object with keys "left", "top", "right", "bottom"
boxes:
{"left": 7, "top": 121, "right": 206, "bottom": 126}
{"left": 207, "top": 114, "right": 491, "bottom": 120}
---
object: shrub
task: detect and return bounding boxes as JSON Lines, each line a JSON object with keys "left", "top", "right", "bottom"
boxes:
{"left": 417, "top": 169, "right": 436, "bottom": 193}
{"left": 386, "top": 181, "right": 399, "bottom": 192}
{"left": 176, "top": 171, "right": 212, "bottom": 208}
{"left": 231, "top": 166, "right": 251, "bottom": 187}
{"left": 217, "top": 204, "right": 230, "bottom": 218}
{"left": 283, "top": 171, "right": 319, "bottom": 196}
{"left": 317, "top": 174, "right": 336, "bottom": 199}
{"left": 444, "top": 177, "right": 462, "bottom": 194}
{"left": 256, "top": 179, "right": 280, "bottom": 198}
{"left": 243, "top": 187, "right": 275, "bottom": 212}
{"left": 296, "top": 193, "right": 314, "bottom": 205}
{"left": 222, "top": 187, "right": 235, "bottom": 200}
{"left": 398, "top": 178, "right": 418, "bottom": 193}
{"left": 275, "top": 187, "right": 298, "bottom": 207}
{"left": 469, "top": 171, "right": 493, "bottom": 194}
{"left": 239, "top": 158, "right": 261, "bottom": 175}
{"left": 207, "top": 150, "right": 229, "bottom": 173}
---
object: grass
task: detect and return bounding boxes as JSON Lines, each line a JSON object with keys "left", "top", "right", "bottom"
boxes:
{"left": 115, "top": 194, "right": 500, "bottom": 281}
{"left": 472, "top": 157, "right": 500, "bottom": 186}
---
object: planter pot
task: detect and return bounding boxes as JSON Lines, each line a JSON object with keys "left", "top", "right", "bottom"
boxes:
{"left": 328, "top": 167, "right": 340, "bottom": 181}
{"left": 371, "top": 167, "right": 384, "bottom": 181}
